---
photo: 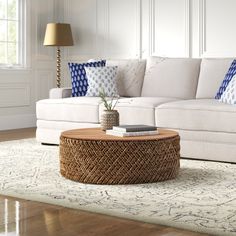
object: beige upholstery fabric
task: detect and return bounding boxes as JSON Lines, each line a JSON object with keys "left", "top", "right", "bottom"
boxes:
{"left": 156, "top": 99, "right": 236, "bottom": 132}
{"left": 141, "top": 57, "right": 201, "bottom": 99}
{"left": 181, "top": 139, "right": 236, "bottom": 163}
{"left": 99, "top": 97, "right": 178, "bottom": 126}
{"left": 36, "top": 128, "right": 64, "bottom": 145}
{"left": 169, "top": 129, "right": 236, "bottom": 162}
{"left": 49, "top": 88, "right": 72, "bottom": 99}
{"left": 36, "top": 121, "right": 100, "bottom": 144}
{"left": 196, "top": 58, "right": 234, "bottom": 98}
{"left": 176, "top": 129, "right": 236, "bottom": 144}
{"left": 36, "top": 97, "right": 102, "bottom": 123}
{"left": 37, "top": 120, "right": 100, "bottom": 130}
{"left": 106, "top": 59, "right": 146, "bottom": 97}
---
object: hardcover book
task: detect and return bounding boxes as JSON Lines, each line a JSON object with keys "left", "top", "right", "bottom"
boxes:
{"left": 113, "top": 125, "right": 157, "bottom": 132}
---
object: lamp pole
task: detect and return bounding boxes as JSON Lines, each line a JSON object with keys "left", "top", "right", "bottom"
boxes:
{"left": 56, "top": 47, "right": 61, "bottom": 88}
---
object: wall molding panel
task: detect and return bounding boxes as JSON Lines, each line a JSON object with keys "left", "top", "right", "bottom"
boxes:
{"left": 0, "top": 114, "right": 36, "bottom": 131}
{"left": 62, "top": 0, "right": 142, "bottom": 61}
{"left": 36, "top": 70, "right": 55, "bottom": 100}
{"left": 0, "top": 84, "right": 30, "bottom": 108}
{"left": 148, "top": 0, "right": 191, "bottom": 57}
{"left": 184, "top": 0, "right": 191, "bottom": 57}
{"left": 196, "top": 0, "right": 236, "bottom": 57}
{"left": 148, "top": 0, "right": 155, "bottom": 56}
{"left": 105, "top": 0, "right": 141, "bottom": 58}
{"left": 63, "top": 0, "right": 99, "bottom": 60}
{"left": 199, "top": 0, "right": 206, "bottom": 57}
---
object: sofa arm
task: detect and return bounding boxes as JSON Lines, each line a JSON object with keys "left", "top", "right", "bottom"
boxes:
{"left": 49, "top": 87, "right": 72, "bottom": 99}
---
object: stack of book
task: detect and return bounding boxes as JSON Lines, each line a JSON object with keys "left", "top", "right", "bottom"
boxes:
{"left": 106, "top": 125, "right": 158, "bottom": 137}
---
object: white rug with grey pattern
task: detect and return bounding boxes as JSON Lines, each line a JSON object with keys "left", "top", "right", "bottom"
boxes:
{"left": 0, "top": 138, "right": 236, "bottom": 236}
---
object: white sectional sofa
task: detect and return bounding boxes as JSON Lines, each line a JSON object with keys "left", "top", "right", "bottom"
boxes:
{"left": 36, "top": 57, "right": 236, "bottom": 162}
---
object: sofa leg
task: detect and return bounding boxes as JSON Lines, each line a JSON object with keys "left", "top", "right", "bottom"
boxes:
{"left": 41, "top": 143, "right": 59, "bottom": 146}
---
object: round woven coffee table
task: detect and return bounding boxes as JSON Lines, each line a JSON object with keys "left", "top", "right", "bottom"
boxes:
{"left": 60, "top": 128, "right": 180, "bottom": 185}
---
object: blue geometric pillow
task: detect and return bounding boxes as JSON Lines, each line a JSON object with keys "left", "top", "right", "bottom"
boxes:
{"left": 68, "top": 60, "right": 106, "bottom": 97}
{"left": 85, "top": 66, "right": 118, "bottom": 97}
{"left": 219, "top": 75, "right": 236, "bottom": 105}
{"left": 215, "top": 59, "right": 236, "bottom": 99}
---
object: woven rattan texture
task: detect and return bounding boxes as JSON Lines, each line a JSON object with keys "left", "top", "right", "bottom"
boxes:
{"left": 101, "top": 110, "right": 119, "bottom": 131}
{"left": 60, "top": 133, "right": 180, "bottom": 184}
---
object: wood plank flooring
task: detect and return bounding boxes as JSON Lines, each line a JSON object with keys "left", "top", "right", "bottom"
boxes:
{"left": 0, "top": 127, "right": 36, "bottom": 142}
{"left": 0, "top": 128, "right": 211, "bottom": 236}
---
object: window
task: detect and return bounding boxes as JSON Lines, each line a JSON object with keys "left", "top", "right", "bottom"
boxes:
{"left": 0, "top": 0, "right": 25, "bottom": 67}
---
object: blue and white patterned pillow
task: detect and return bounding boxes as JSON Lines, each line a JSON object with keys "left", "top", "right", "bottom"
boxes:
{"left": 219, "top": 74, "right": 236, "bottom": 105}
{"left": 68, "top": 60, "right": 106, "bottom": 97}
{"left": 85, "top": 66, "right": 118, "bottom": 97}
{"left": 215, "top": 59, "right": 236, "bottom": 99}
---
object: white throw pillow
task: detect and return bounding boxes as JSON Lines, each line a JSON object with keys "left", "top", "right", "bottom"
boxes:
{"left": 85, "top": 66, "right": 118, "bottom": 97}
{"left": 219, "top": 74, "right": 236, "bottom": 105}
{"left": 106, "top": 59, "right": 146, "bottom": 97}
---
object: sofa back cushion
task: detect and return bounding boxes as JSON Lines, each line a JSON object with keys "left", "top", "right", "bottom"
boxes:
{"left": 141, "top": 57, "right": 201, "bottom": 99}
{"left": 106, "top": 59, "right": 146, "bottom": 97}
{"left": 196, "top": 58, "right": 234, "bottom": 98}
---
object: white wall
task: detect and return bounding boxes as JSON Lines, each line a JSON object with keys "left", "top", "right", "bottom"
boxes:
{"left": 60, "top": 0, "right": 236, "bottom": 85}
{"left": 0, "top": 0, "right": 57, "bottom": 130}
{"left": 1, "top": 0, "right": 236, "bottom": 130}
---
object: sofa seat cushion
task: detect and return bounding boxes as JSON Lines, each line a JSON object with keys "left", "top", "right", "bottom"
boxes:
{"left": 37, "top": 97, "right": 103, "bottom": 123}
{"left": 100, "top": 97, "right": 178, "bottom": 126}
{"left": 156, "top": 99, "right": 236, "bottom": 133}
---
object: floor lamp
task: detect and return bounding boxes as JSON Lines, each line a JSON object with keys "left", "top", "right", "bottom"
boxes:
{"left": 44, "top": 23, "right": 74, "bottom": 88}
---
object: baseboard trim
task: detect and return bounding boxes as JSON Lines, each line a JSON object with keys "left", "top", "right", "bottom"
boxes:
{"left": 0, "top": 114, "right": 36, "bottom": 130}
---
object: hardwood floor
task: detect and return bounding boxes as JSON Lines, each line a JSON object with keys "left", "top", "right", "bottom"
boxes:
{"left": 0, "top": 127, "right": 36, "bottom": 142}
{"left": 0, "top": 128, "right": 211, "bottom": 236}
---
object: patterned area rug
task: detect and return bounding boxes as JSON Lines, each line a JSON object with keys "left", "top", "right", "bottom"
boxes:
{"left": 0, "top": 139, "right": 236, "bottom": 236}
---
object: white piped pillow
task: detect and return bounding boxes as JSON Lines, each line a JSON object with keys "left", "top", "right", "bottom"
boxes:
{"left": 106, "top": 59, "right": 146, "bottom": 97}
{"left": 85, "top": 66, "right": 118, "bottom": 97}
{"left": 219, "top": 74, "right": 236, "bottom": 105}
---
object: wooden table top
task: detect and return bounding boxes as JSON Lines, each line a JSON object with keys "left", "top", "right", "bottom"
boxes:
{"left": 61, "top": 128, "right": 179, "bottom": 141}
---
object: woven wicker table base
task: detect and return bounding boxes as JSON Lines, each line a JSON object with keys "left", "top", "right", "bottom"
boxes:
{"left": 60, "top": 128, "right": 180, "bottom": 185}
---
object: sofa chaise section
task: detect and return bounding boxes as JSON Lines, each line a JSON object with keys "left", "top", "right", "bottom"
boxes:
{"left": 155, "top": 58, "right": 236, "bottom": 162}
{"left": 37, "top": 97, "right": 102, "bottom": 124}
{"left": 155, "top": 99, "right": 236, "bottom": 162}
{"left": 36, "top": 97, "right": 102, "bottom": 144}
